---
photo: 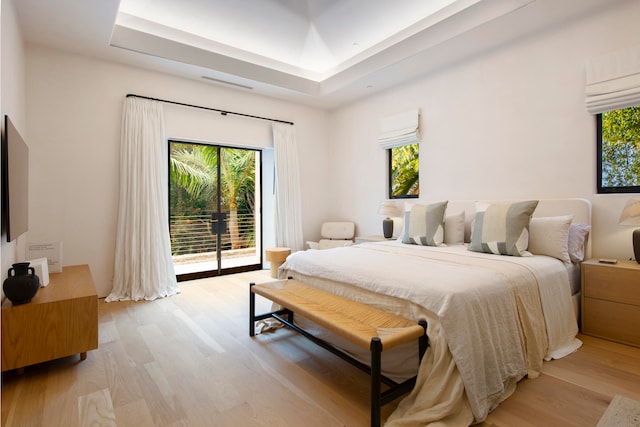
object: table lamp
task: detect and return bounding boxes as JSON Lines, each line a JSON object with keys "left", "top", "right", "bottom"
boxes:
{"left": 377, "top": 201, "right": 399, "bottom": 239}
{"left": 619, "top": 196, "right": 640, "bottom": 263}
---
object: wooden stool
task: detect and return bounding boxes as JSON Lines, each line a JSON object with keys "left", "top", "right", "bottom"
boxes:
{"left": 265, "top": 247, "right": 291, "bottom": 278}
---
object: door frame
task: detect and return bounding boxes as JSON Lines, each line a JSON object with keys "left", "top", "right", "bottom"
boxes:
{"left": 168, "top": 139, "right": 263, "bottom": 282}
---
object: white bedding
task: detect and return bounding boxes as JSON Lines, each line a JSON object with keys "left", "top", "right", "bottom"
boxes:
{"left": 566, "top": 262, "right": 582, "bottom": 295}
{"left": 280, "top": 241, "right": 581, "bottom": 425}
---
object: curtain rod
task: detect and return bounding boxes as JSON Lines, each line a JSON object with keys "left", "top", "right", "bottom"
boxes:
{"left": 126, "top": 94, "right": 294, "bottom": 125}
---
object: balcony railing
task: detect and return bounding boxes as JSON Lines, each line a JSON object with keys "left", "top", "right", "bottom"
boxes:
{"left": 169, "top": 210, "right": 256, "bottom": 257}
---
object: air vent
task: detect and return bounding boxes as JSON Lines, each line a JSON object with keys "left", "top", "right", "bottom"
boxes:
{"left": 201, "top": 76, "right": 253, "bottom": 90}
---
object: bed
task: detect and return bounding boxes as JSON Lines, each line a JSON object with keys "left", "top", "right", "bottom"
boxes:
{"left": 278, "top": 199, "right": 592, "bottom": 426}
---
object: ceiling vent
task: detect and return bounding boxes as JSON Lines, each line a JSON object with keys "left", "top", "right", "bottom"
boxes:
{"left": 201, "top": 76, "right": 253, "bottom": 90}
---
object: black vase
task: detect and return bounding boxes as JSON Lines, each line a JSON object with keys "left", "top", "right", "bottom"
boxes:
{"left": 383, "top": 217, "right": 394, "bottom": 239}
{"left": 3, "top": 262, "right": 40, "bottom": 305}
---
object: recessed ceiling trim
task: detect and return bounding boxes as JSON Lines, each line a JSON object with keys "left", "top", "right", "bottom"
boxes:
{"left": 319, "top": 0, "right": 485, "bottom": 78}
{"left": 111, "top": 0, "right": 536, "bottom": 99}
{"left": 114, "top": 12, "right": 324, "bottom": 81}
{"left": 110, "top": 22, "right": 322, "bottom": 96}
{"left": 320, "top": 0, "right": 536, "bottom": 95}
{"left": 117, "top": 0, "right": 461, "bottom": 75}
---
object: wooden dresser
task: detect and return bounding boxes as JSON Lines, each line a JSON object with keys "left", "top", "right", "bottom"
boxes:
{"left": 581, "top": 259, "right": 640, "bottom": 347}
{"left": 2, "top": 264, "right": 98, "bottom": 371}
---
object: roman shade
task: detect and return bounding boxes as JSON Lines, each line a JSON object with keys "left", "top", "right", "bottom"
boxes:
{"left": 378, "top": 109, "right": 420, "bottom": 149}
{"left": 585, "top": 44, "right": 640, "bottom": 114}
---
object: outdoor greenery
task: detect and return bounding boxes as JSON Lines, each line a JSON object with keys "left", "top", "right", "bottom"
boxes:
{"left": 390, "top": 143, "right": 419, "bottom": 197}
{"left": 601, "top": 106, "right": 640, "bottom": 189}
{"left": 169, "top": 142, "right": 257, "bottom": 254}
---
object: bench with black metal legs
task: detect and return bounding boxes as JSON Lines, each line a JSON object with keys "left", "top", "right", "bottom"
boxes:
{"left": 249, "top": 279, "right": 428, "bottom": 427}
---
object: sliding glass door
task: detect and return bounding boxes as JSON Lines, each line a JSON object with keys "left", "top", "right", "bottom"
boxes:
{"left": 169, "top": 141, "right": 262, "bottom": 280}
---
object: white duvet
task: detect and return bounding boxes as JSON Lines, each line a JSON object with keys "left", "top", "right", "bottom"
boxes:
{"left": 280, "top": 241, "right": 581, "bottom": 425}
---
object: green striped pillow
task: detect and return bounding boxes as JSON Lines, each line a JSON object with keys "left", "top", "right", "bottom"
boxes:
{"left": 402, "top": 201, "right": 448, "bottom": 246}
{"left": 469, "top": 200, "right": 538, "bottom": 256}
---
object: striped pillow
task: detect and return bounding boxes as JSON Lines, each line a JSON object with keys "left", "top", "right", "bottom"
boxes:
{"left": 469, "top": 200, "right": 539, "bottom": 256}
{"left": 402, "top": 201, "right": 448, "bottom": 246}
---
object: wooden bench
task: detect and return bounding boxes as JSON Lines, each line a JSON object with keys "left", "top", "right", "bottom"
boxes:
{"left": 249, "top": 279, "right": 428, "bottom": 427}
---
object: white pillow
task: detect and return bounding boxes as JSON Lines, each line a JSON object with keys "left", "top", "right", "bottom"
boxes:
{"left": 444, "top": 211, "right": 465, "bottom": 245}
{"left": 393, "top": 201, "right": 414, "bottom": 241}
{"left": 568, "top": 223, "right": 591, "bottom": 263}
{"left": 528, "top": 215, "right": 573, "bottom": 263}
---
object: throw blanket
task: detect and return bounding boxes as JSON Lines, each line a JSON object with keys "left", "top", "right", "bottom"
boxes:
{"left": 280, "top": 241, "right": 581, "bottom": 424}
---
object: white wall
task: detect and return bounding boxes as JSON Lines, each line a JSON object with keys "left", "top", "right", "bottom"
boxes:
{"left": 1, "top": 0, "right": 27, "bottom": 290}
{"left": 25, "top": 46, "right": 330, "bottom": 297}
{"left": 328, "top": 0, "right": 640, "bottom": 261}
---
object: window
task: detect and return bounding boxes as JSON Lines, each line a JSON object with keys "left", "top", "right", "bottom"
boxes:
{"left": 389, "top": 143, "right": 419, "bottom": 199}
{"left": 597, "top": 105, "right": 640, "bottom": 193}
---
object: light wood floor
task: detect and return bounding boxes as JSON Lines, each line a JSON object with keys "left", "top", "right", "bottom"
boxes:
{"left": 2, "top": 270, "right": 639, "bottom": 426}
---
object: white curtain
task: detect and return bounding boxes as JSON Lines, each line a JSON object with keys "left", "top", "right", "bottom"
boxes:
{"left": 106, "top": 97, "right": 179, "bottom": 302}
{"left": 378, "top": 109, "right": 421, "bottom": 149}
{"left": 273, "top": 122, "right": 304, "bottom": 253}
{"left": 585, "top": 44, "right": 640, "bottom": 114}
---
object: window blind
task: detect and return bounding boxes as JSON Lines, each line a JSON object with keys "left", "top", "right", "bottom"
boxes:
{"left": 585, "top": 45, "right": 640, "bottom": 114}
{"left": 378, "top": 109, "right": 420, "bottom": 149}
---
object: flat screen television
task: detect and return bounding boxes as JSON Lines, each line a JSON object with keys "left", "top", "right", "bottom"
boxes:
{"left": 2, "top": 115, "right": 29, "bottom": 242}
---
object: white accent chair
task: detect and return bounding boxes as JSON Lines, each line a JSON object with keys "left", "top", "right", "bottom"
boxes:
{"left": 306, "top": 222, "right": 355, "bottom": 250}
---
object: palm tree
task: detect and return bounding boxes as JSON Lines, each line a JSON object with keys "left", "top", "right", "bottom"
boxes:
{"left": 170, "top": 144, "right": 217, "bottom": 202}
{"left": 220, "top": 148, "right": 256, "bottom": 249}
{"left": 391, "top": 143, "right": 419, "bottom": 196}
{"left": 169, "top": 143, "right": 256, "bottom": 251}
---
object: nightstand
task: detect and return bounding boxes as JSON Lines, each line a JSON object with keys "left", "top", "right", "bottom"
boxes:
{"left": 355, "top": 235, "right": 394, "bottom": 244}
{"left": 581, "top": 259, "right": 640, "bottom": 347}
